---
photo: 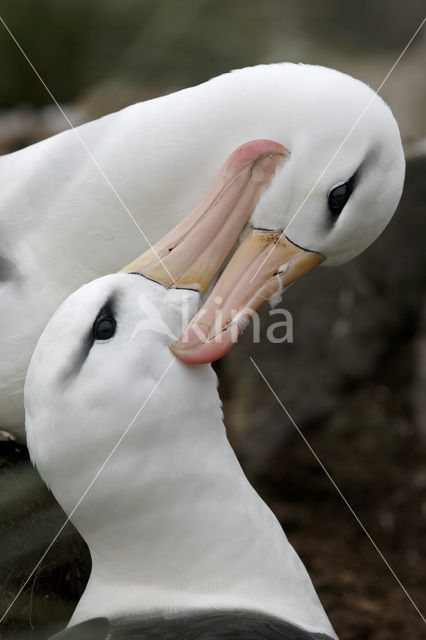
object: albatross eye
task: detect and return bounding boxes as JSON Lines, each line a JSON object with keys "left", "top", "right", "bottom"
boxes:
{"left": 328, "top": 178, "right": 354, "bottom": 218}
{"left": 93, "top": 317, "right": 116, "bottom": 341}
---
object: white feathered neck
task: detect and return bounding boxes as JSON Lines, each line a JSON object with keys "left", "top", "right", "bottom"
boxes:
{"left": 67, "top": 369, "right": 335, "bottom": 638}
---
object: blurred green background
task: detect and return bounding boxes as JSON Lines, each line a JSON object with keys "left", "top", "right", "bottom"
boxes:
{"left": 0, "top": 2, "right": 425, "bottom": 639}
{"left": 0, "top": 0, "right": 424, "bottom": 137}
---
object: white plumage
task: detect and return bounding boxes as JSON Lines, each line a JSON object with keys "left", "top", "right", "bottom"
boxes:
{"left": 1, "top": 62, "right": 404, "bottom": 438}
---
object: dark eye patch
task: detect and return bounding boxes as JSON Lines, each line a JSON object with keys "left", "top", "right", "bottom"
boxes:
{"left": 61, "top": 294, "right": 117, "bottom": 382}
{"left": 328, "top": 173, "right": 356, "bottom": 220}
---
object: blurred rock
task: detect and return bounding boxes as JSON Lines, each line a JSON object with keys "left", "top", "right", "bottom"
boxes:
{"left": 413, "top": 301, "right": 426, "bottom": 440}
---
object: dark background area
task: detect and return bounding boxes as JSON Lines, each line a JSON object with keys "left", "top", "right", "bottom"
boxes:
{"left": 0, "top": 2, "right": 425, "bottom": 638}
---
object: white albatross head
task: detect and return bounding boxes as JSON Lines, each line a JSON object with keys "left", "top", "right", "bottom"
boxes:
{"left": 249, "top": 64, "right": 405, "bottom": 267}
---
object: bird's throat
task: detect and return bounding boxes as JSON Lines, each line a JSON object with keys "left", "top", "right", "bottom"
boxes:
{"left": 68, "top": 397, "right": 305, "bottom": 626}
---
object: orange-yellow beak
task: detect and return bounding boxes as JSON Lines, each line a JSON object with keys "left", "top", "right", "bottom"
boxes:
{"left": 121, "top": 139, "right": 287, "bottom": 292}
{"left": 122, "top": 139, "right": 324, "bottom": 364}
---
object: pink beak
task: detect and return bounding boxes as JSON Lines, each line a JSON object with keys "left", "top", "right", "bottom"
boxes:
{"left": 122, "top": 139, "right": 324, "bottom": 364}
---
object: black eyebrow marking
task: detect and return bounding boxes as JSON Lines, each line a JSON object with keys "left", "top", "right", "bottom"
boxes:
{"left": 60, "top": 294, "right": 117, "bottom": 383}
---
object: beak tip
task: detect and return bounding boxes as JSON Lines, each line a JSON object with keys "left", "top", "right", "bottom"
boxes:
{"left": 170, "top": 328, "right": 237, "bottom": 365}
